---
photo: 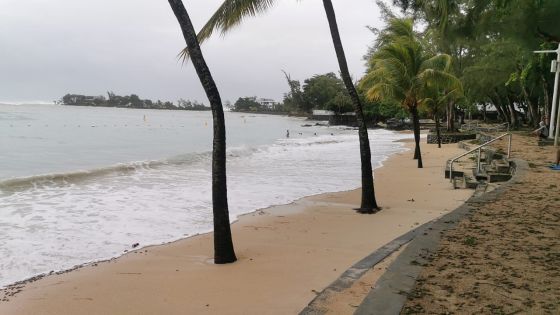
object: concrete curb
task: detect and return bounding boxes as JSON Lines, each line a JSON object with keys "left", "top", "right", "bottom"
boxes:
{"left": 299, "top": 222, "right": 434, "bottom": 315}
{"left": 353, "top": 158, "right": 528, "bottom": 315}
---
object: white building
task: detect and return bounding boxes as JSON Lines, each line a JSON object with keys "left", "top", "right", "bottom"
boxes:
{"left": 257, "top": 98, "right": 277, "bottom": 109}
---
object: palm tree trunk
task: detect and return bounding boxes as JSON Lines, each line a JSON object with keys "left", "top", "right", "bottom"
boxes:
{"left": 168, "top": 0, "right": 236, "bottom": 264}
{"left": 322, "top": 0, "right": 378, "bottom": 212}
{"left": 411, "top": 105, "right": 423, "bottom": 168}
{"left": 435, "top": 114, "right": 442, "bottom": 148}
{"left": 413, "top": 110, "right": 419, "bottom": 159}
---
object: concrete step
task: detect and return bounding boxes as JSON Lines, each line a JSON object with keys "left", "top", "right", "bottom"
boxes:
{"left": 445, "top": 169, "right": 464, "bottom": 179}
{"left": 487, "top": 172, "right": 512, "bottom": 183}
{"left": 473, "top": 169, "right": 488, "bottom": 181}
{"left": 491, "top": 159, "right": 510, "bottom": 173}
{"left": 463, "top": 175, "right": 479, "bottom": 189}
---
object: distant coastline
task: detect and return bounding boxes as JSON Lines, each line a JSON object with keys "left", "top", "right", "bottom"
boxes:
{"left": 231, "top": 109, "right": 293, "bottom": 116}
{"left": 59, "top": 92, "right": 211, "bottom": 111}
{"left": 61, "top": 102, "right": 210, "bottom": 111}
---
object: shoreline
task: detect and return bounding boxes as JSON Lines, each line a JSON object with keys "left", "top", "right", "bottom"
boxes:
{"left": 0, "top": 140, "right": 473, "bottom": 314}
{"left": 0, "top": 170, "right": 403, "bottom": 290}
{"left": 0, "top": 134, "right": 410, "bottom": 289}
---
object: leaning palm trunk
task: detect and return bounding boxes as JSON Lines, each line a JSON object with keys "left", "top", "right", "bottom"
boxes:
{"left": 411, "top": 105, "right": 423, "bottom": 168}
{"left": 167, "top": 0, "right": 236, "bottom": 264}
{"left": 322, "top": 0, "right": 378, "bottom": 212}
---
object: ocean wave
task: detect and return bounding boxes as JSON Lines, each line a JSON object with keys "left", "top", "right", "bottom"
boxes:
{"left": 0, "top": 128, "right": 411, "bottom": 287}
{"left": 0, "top": 134, "right": 353, "bottom": 193}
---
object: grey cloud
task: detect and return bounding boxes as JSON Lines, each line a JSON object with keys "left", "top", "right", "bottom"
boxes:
{"left": 0, "top": 0, "right": 383, "bottom": 104}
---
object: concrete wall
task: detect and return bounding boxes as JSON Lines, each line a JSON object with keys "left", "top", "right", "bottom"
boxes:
{"left": 427, "top": 133, "right": 476, "bottom": 144}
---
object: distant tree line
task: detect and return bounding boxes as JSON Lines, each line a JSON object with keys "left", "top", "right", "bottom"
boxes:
{"left": 280, "top": 71, "right": 407, "bottom": 122}
{"left": 230, "top": 96, "right": 282, "bottom": 112}
{"left": 60, "top": 92, "right": 210, "bottom": 111}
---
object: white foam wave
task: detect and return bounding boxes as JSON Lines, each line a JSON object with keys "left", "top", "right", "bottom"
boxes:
{"left": 0, "top": 129, "right": 411, "bottom": 287}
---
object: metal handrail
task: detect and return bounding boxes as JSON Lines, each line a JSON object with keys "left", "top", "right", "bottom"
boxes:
{"left": 449, "top": 133, "right": 512, "bottom": 182}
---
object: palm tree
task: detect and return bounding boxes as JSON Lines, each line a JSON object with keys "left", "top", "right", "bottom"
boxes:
{"left": 167, "top": 0, "right": 236, "bottom": 264}
{"left": 188, "top": 0, "right": 379, "bottom": 212}
{"left": 360, "top": 18, "right": 458, "bottom": 168}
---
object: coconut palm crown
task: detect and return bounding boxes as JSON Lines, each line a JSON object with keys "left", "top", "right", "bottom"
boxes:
{"left": 360, "top": 18, "right": 461, "bottom": 168}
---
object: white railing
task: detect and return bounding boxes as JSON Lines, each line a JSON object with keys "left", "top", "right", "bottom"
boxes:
{"left": 448, "top": 133, "right": 512, "bottom": 182}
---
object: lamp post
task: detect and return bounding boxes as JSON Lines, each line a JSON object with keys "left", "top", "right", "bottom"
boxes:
{"left": 534, "top": 43, "right": 560, "bottom": 146}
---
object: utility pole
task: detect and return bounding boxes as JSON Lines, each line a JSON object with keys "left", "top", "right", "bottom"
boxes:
{"left": 534, "top": 43, "right": 560, "bottom": 146}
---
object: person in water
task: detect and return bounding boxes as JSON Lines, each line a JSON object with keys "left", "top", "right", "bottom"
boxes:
{"left": 286, "top": 129, "right": 290, "bottom": 138}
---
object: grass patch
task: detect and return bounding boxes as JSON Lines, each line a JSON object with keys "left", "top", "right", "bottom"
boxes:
{"left": 463, "top": 236, "right": 478, "bottom": 247}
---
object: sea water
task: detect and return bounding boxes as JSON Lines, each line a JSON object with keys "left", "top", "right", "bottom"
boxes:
{"left": 0, "top": 104, "right": 410, "bottom": 287}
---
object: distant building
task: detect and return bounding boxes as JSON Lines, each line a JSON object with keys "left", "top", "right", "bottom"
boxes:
{"left": 84, "top": 95, "right": 106, "bottom": 102}
{"left": 257, "top": 98, "right": 278, "bottom": 109}
{"left": 311, "top": 110, "right": 357, "bottom": 126}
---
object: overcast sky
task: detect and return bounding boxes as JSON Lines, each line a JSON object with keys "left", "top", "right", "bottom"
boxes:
{"left": 0, "top": 0, "right": 385, "bottom": 104}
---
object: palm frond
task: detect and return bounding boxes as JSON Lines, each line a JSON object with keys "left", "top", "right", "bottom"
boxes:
{"left": 418, "top": 69, "right": 463, "bottom": 93}
{"left": 180, "top": 0, "right": 278, "bottom": 61}
{"left": 420, "top": 54, "right": 453, "bottom": 72}
{"left": 374, "top": 17, "right": 415, "bottom": 49}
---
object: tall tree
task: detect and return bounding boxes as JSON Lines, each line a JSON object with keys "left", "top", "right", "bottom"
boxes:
{"left": 188, "top": 0, "right": 379, "bottom": 212}
{"left": 361, "top": 18, "right": 460, "bottom": 168}
{"left": 389, "top": 0, "right": 560, "bottom": 128}
{"left": 167, "top": 0, "right": 236, "bottom": 264}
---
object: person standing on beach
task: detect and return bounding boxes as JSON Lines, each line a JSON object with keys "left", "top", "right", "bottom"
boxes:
{"left": 286, "top": 129, "right": 290, "bottom": 138}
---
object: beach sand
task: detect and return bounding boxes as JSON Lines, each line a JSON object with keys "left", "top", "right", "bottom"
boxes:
{"left": 0, "top": 141, "right": 473, "bottom": 315}
{"left": 403, "top": 133, "right": 560, "bottom": 314}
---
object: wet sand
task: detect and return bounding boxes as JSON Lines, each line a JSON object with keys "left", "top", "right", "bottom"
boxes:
{"left": 0, "top": 140, "right": 473, "bottom": 315}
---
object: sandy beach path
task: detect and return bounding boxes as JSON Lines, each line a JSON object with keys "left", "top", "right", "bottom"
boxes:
{"left": 0, "top": 141, "right": 472, "bottom": 315}
{"left": 403, "top": 134, "right": 560, "bottom": 314}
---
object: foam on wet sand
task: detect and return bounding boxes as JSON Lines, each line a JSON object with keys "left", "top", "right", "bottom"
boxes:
{"left": 0, "top": 140, "right": 473, "bottom": 314}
